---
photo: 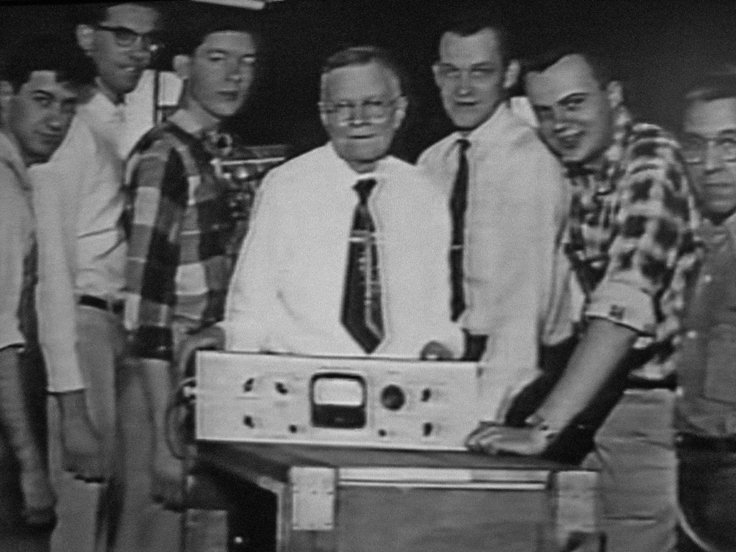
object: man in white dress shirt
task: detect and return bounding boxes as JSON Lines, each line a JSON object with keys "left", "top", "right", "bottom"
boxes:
{"left": 186, "top": 45, "right": 461, "bottom": 367}
{"left": 27, "top": 3, "right": 164, "bottom": 551}
{"left": 417, "top": 12, "right": 569, "bottom": 421}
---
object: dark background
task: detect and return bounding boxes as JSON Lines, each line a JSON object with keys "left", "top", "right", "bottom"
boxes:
{"left": 1, "top": 0, "right": 736, "bottom": 160}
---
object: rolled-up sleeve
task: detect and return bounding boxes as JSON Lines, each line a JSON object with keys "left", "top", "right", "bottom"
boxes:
{"left": 586, "top": 135, "right": 692, "bottom": 334}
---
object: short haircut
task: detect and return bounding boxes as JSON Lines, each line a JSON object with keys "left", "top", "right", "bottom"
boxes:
{"left": 1, "top": 34, "right": 97, "bottom": 93}
{"left": 439, "top": 8, "right": 512, "bottom": 65}
{"left": 523, "top": 45, "right": 614, "bottom": 89}
{"left": 169, "top": 5, "right": 260, "bottom": 57}
{"left": 684, "top": 65, "right": 736, "bottom": 104}
{"left": 320, "top": 45, "right": 406, "bottom": 99}
{"left": 74, "top": 2, "right": 164, "bottom": 26}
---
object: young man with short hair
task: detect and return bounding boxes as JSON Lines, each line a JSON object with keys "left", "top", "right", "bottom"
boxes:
{"left": 27, "top": 4, "right": 164, "bottom": 551}
{"left": 418, "top": 13, "right": 568, "bottom": 420}
{"left": 468, "top": 47, "right": 699, "bottom": 552}
{"left": 0, "top": 34, "right": 94, "bottom": 527}
{"left": 124, "top": 15, "right": 261, "bottom": 511}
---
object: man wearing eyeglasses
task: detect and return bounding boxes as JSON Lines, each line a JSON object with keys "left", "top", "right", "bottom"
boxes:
{"left": 27, "top": 3, "right": 164, "bottom": 552}
{"left": 417, "top": 11, "right": 568, "bottom": 421}
{"left": 195, "top": 45, "right": 461, "bottom": 369}
{"left": 676, "top": 69, "right": 736, "bottom": 552}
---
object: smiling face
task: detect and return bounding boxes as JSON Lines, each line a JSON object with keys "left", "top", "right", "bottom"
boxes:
{"left": 682, "top": 97, "right": 736, "bottom": 221}
{"left": 433, "top": 28, "right": 516, "bottom": 133}
{"left": 320, "top": 61, "right": 407, "bottom": 173}
{"left": 525, "top": 54, "right": 617, "bottom": 165}
{"left": 5, "top": 70, "right": 79, "bottom": 165}
{"left": 177, "top": 31, "right": 257, "bottom": 130}
{"left": 77, "top": 3, "right": 160, "bottom": 102}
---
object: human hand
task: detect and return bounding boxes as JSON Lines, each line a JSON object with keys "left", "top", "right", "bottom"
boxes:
{"left": 150, "top": 437, "right": 185, "bottom": 510}
{"left": 420, "top": 340, "right": 454, "bottom": 360}
{"left": 176, "top": 325, "right": 225, "bottom": 378}
{"left": 60, "top": 413, "right": 104, "bottom": 481}
{"left": 465, "top": 422, "right": 551, "bottom": 456}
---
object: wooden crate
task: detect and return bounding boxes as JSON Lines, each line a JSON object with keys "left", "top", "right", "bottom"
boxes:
{"left": 185, "top": 443, "right": 602, "bottom": 552}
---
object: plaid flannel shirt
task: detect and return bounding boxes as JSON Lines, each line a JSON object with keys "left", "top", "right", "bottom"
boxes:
{"left": 124, "top": 112, "right": 236, "bottom": 362}
{"left": 565, "top": 106, "right": 700, "bottom": 379}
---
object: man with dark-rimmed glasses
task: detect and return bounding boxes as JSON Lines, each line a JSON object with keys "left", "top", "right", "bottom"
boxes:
{"left": 27, "top": 3, "right": 165, "bottom": 551}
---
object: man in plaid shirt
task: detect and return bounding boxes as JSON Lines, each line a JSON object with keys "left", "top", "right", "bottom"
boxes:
{"left": 466, "top": 47, "right": 699, "bottom": 552}
{"left": 124, "top": 14, "right": 259, "bottom": 509}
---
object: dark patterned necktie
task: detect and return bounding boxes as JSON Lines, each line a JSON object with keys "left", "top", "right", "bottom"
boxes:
{"left": 449, "top": 138, "right": 470, "bottom": 321}
{"left": 341, "top": 178, "right": 383, "bottom": 353}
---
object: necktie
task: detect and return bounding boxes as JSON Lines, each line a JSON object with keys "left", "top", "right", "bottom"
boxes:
{"left": 341, "top": 178, "right": 384, "bottom": 353}
{"left": 449, "top": 138, "right": 470, "bottom": 321}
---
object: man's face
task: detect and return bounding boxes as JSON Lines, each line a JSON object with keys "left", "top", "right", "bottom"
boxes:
{"left": 180, "top": 31, "right": 257, "bottom": 128}
{"left": 525, "top": 54, "right": 616, "bottom": 165}
{"left": 320, "top": 61, "right": 406, "bottom": 173}
{"left": 5, "top": 70, "right": 79, "bottom": 165}
{"left": 78, "top": 3, "right": 160, "bottom": 100}
{"left": 433, "top": 28, "right": 514, "bottom": 132}
{"left": 682, "top": 97, "right": 736, "bottom": 220}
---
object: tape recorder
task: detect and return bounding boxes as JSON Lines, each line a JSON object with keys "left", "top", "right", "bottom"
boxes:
{"left": 195, "top": 352, "right": 485, "bottom": 450}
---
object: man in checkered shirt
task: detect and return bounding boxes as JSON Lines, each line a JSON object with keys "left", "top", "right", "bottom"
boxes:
{"left": 466, "top": 46, "right": 699, "bottom": 552}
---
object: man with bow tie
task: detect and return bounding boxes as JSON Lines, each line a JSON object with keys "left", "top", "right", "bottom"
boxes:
{"left": 466, "top": 46, "right": 699, "bottom": 552}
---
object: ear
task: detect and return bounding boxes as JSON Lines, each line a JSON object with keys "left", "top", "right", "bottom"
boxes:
{"left": 432, "top": 63, "right": 443, "bottom": 88}
{"left": 391, "top": 95, "right": 408, "bottom": 130}
{"left": 318, "top": 102, "right": 329, "bottom": 129}
{"left": 173, "top": 55, "right": 192, "bottom": 81}
{"left": 0, "top": 80, "right": 13, "bottom": 125}
{"left": 76, "top": 24, "right": 95, "bottom": 55}
{"left": 503, "top": 59, "right": 520, "bottom": 90}
{"left": 606, "top": 80, "right": 623, "bottom": 109}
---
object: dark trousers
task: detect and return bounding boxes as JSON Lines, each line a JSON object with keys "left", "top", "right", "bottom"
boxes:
{"left": 678, "top": 446, "right": 736, "bottom": 551}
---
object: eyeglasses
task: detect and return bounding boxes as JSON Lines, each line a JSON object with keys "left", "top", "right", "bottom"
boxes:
{"left": 681, "top": 134, "right": 736, "bottom": 165}
{"left": 95, "top": 24, "right": 164, "bottom": 54}
{"left": 319, "top": 97, "right": 401, "bottom": 125}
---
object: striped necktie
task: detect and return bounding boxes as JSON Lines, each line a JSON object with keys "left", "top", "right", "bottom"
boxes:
{"left": 341, "top": 178, "right": 384, "bottom": 353}
{"left": 449, "top": 138, "right": 470, "bottom": 321}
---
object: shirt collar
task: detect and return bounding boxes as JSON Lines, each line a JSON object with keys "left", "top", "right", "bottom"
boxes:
{"left": 0, "top": 130, "right": 30, "bottom": 191}
{"left": 326, "top": 141, "right": 389, "bottom": 185}
{"left": 167, "top": 109, "right": 209, "bottom": 138}
{"left": 81, "top": 87, "right": 126, "bottom": 122}
{"left": 454, "top": 102, "right": 512, "bottom": 147}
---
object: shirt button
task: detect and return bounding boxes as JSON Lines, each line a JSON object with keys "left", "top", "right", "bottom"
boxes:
{"left": 685, "top": 330, "right": 698, "bottom": 339}
{"left": 702, "top": 274, "right": 713, "bottom": 284}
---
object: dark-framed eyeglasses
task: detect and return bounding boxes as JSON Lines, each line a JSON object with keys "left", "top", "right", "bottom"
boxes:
{"left": 681, "top": 134, "right": 736, "bottom": 165}
{"left": 319, "top": 97, "right": 401, "bottom": 125}
{"left": 95, "top": 24, "right": 164, "bottom": 54}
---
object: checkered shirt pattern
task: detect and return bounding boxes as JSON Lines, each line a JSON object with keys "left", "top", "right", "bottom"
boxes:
{"left": 125, "top": 121, "right": 235, "bottom": 361}
{"left": 565, "top": 106, "right": 700, "bottom": 377}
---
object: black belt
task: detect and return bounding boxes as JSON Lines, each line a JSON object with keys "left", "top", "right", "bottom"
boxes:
{"left": 78, "top": 295, "right": 124, "bottom": 315}
{"left": 677, "top": 433, "right": 736, "bottom": 452}
{"left": 626, "top": 374, "right": 677, "bottom": 391}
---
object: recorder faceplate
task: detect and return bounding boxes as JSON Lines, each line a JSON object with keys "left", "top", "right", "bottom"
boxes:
{"left": 195, "top": 352, "right": 484, "bottom": 450}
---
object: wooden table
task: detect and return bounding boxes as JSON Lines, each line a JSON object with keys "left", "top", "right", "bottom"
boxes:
{"left": 184, "top": 442, "right": 602, "bottom": 552}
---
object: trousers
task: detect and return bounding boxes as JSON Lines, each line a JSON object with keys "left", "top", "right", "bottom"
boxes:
{"left": 582, "top": 388, "right": 677, "bottom": 552}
